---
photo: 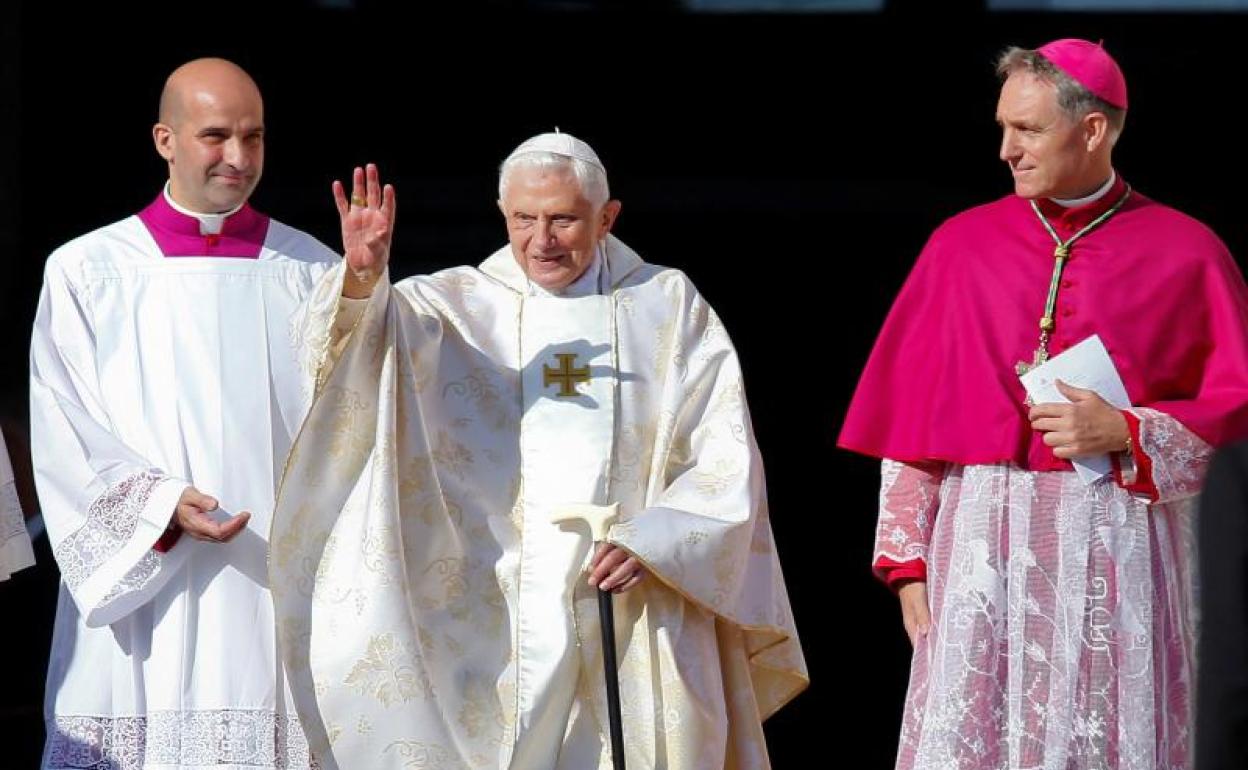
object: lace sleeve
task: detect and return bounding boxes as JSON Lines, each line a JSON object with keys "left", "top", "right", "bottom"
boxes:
{"left": 873, "top": 458, "right": 945, "bottom": 575}
{"left": 1132, "top": 407, "right": 1215, "bottom": 505}
{"left": 31, "top": 255, "right": 190, "bottom": 624}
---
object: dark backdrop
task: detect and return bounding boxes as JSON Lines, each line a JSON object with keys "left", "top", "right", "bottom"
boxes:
{"left": 2, "top": 2, "right": 1245, "bottom": 766}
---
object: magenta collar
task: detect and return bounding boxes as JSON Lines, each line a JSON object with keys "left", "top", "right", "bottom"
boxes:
{"left": 137, "top": 193, "right": 270, "bottom": 258}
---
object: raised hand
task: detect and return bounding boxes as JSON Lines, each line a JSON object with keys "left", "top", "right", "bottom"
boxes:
{"left": 333, "top": 163, "right": 397, "bottom": 299}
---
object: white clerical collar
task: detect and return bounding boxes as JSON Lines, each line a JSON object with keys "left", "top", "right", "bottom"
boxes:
{"left": 163, "top": 183, "right": 245, "bottom": 235}
{"left": 1050, "top": 170, "right": 1116, "bottom": 209}
{"left": 525, "top": 249, "right": 603, "bottom": 298}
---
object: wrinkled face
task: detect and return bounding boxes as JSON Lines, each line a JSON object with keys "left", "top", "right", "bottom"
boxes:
{"left": 499, "top": 166, "right": 620, "bottom": 291}
{"left": 154, "top": 86, "right": 264, "bottom": 213}
{"left": 996, "top": 71, "right": 1091, "bottom": 200}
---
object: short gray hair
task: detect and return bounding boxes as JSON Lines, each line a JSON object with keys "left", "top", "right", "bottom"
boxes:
{"left": 498, "top": 151, "right": 610, "bottom": 208}
{"left": 997, "top": 46, "right": 1126, "bottom": 140}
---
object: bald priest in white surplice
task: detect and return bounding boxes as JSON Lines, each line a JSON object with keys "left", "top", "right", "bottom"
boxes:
{"left": 270, "top": 135, "right": 808, "bottom": 769}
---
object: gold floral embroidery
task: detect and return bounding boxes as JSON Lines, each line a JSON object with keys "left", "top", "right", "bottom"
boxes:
{"left": 710, "top": 533, "right": 746, "bottom": 609}
{"left": 711, "top": 377, "right": 744, "bottom": 419}
{"left": 398, "top": 456, "right": 435, "bottom": 502}
{"left": 457, "top": 674, "right": 503, "bottom": 741}
{"left": 694, "top": 457, "right": 742, "bottom": 498}
{"left": 652, "top": 320, "right": 678, "bottom": 381}
{"left": 611, "top": 421, "right": 656, "bottom": 493}
{"left": 323, "top": 386, "right": 372, "bottom": 468}
{"left": 432, "top": 430, "right": 474, "bottom": 480}
{"left": 271, "top": 501, "right": 313, "bottom": 570}
{"left": 343, "top": 633, "right": 431, "bottom": 707}
{"left": 361, "top": 526, "right": 400, "bottom": 585}
{"left": 277, "top": 616, "right": 310, "bottom": 673}
{"left": 384, "top": 740, "right": 471, "bottom": 770}
{"left": 420, "top": 557, "right": 469, "bottom": 619}
{"left": 442, "top": 368, "right": 517, "bottom": 433}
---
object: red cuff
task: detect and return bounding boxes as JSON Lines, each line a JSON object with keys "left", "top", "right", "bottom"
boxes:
{"left": 1112, "top": 410, "right": 1159, "bottom": 502}
{"left": 873, "top": 555, "right": 927, "bottom": 590}
{"left": 153, "top": 523, "right": 182, "bottom": 553}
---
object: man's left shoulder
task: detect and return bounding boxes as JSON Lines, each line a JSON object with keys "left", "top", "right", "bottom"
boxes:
{"left": 263, "top": 219, "right": 341, "bottom": 266}
{"left": 1127, "top": 194, "right": 1230, "bottom": 257}
{"left": 620, "top": 262, "right": 702, "bottom": 303}
{"left": 409, "top": 263, "right": 490, "bottom": 297}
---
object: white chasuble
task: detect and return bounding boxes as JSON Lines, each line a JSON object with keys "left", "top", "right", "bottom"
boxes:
{"left": 31, "top": 206, "right": 339, "bottom": 769}
{"left": 271, "top": 236, "right": 808, "bottom": 769}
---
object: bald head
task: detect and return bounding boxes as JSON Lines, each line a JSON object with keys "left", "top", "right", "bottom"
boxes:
{"left": 153, "top": 58, "right": 266, "bottom": 213}
{"left": 159, "top": 58, "right": 262, "bottom": 128}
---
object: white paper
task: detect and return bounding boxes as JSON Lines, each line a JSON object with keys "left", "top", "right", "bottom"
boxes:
{"left": 1019, "top": 334, "right": 1131, "bottom": 484}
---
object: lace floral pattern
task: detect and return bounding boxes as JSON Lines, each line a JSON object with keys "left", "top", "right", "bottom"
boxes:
{"left": 878, "top": 461, "right": 1199, "bottom": 770}
{"left": 46, "top": 710, "right": 317, "bottom": 769}
{"left": 52, "top": 471, "right": 164, "bottom": 591}
{"left": 1136, "top": 407, "right": 1214, "bottom": 504}
{"left": 97, "top": 551, "right": 163, "bottom": 609}
{"left": 875, "top": 459, "right": 944, "bottom": 566}
{"left": 1, "top": 479, "right": 24, "bottom": 543}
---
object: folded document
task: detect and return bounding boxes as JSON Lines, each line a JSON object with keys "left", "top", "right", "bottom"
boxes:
{"left": 1018, "top": 334, "right": 1131, "bottom": 484}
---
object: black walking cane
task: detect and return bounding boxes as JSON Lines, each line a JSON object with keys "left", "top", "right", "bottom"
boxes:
{"left": 553, "top": 504, "right": 627, "bottom": 770}
{"left": 598, "top": 586, "right": 626, "bottom": 770}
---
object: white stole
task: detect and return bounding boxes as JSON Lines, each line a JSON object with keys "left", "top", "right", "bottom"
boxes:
{"left": 513, "top": 291, "right": 618, "bottom": 753}
{"left": 520, "top": 294, "right": 616, "bottom": 508}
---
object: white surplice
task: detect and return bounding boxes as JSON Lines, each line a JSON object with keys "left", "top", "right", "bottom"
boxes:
{"left": 270, "top": 235, "right": 808, "bottom": 769}
{"left": 31, "top": 210, "right": 339, "bottom": 769}
{"left": 1, "top": 430, "right": 34, "bottom": 581}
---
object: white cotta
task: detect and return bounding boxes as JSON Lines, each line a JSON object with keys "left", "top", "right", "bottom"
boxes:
{"left": 30, "top": 213, "right": 339, "bottom": 770}
{"left": 270, "top": 235, "right": 808, "bottom": 769}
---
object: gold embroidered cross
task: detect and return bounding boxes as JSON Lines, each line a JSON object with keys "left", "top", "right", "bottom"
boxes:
{"left": 543, "top": 352, "right": 590, "bottom": 397}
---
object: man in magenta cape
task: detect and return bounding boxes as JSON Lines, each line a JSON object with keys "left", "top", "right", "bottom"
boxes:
{"left": 840, "top": 39, "right": 1248, "bottom": 770}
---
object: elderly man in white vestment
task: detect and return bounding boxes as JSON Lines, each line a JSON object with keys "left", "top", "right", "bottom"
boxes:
{"left": 1, "top": 430, "right": 34, "bottom": 581}
{"left": 269, "top": 133, "right": 808, "bottom": 769}
{"left": 29, "top": 58, "right": 376, "bottom": 768}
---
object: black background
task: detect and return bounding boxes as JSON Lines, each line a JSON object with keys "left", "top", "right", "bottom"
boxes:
{"left": 1, "top": 2, "right": 1245, "bottom": 766}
